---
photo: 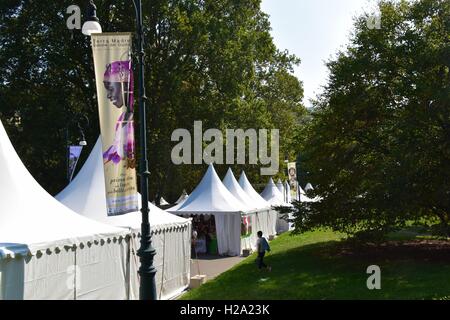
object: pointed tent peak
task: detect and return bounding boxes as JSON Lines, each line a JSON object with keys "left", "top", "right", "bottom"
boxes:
{"left": 275, "top": 178, "right": 284, "bottom": 194}
{"left": 175, "top": 189, "right": 189, "bottom": 204}
{"left": 305, "top": 182, "right": 314, "bottom": 191}
{"left": 171, "top": 163, "right": 248, "bottom": 213}
{"left": 0, "top": 121, "right": 126, "bottom": 253}
{"left": 237, "top": 170, "right": 270, "bottom": 209}
{"left": 222, "top": 167, "right": 254, "bottom": 211}
{"left": 159, "top": 197, "right": 169, "bottom": 206}
{"left": 261, "top": 176, "right": 285, "bottom": 205}
{"left": 238, "top": 170, "right": 248, "bottom": 182}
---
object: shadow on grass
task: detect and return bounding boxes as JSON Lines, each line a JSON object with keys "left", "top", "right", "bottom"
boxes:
{"left": 182, "top": 239, "right": 450, "bottom": 300}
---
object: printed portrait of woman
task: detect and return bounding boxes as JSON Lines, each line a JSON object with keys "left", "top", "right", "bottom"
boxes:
{"left": 102, "top": 60, "right": 136, "bottom": 169}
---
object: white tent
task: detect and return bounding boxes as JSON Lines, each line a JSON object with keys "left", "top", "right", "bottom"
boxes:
{"left": 261, "top": 177, "right": 285, "bottom": 205}
{"left": 261, "top": 178, "right": 293, "bottom": 234}
{"left": 168, "top": 164, "right": 248, "bottom": 256}
{"left": 305, "top": 182, "right": 314, "bottom": 191}
{"left": 296, "top": 182, "right": 321, "bottom": 203}
{"left": 56, "top": 138, "right": 191, "bottom": 300}
{"left": 159, "top": 197, "right": 170, "bottom": 206}
{"left": 222, "top": 168, "right": 273, "bottom": 251}
{"left": 276, "top": 178, "right": 285, "bottom": 197}
{"left": 238, "top": 171, "right": 270, "bottom": 209}
{"left": 238, "top": 171, "right": 276, "bottom": 237}
{"left": 175, "top": 190, "right": 189, "bottom": 204}
{"left": 0, "top": 121, "right": 130, "bottom": 300}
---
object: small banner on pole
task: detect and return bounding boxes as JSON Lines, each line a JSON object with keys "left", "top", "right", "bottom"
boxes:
{"left": 68, "top": 145, "right": 83, "bottom": 182}
{"left": 91, "top": 32, "right": 138, "bottom": 216}
{"left": 288, "top": 162, "right": 297, "bottom": 198}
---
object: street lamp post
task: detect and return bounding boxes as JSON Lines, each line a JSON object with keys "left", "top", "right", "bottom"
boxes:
{"left": 82, "top": 0, "right": 157, "bottom": 300}
{"left": 133, "top": 0, "right": 158, "bottom": 300}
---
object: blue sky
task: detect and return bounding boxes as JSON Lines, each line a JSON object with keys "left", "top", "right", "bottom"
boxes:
{"left": 261, "top": 0, "right": 377, "bottom": 107}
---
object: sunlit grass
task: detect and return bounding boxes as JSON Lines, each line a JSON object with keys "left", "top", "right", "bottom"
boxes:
{"left": 180, "top": 229, "right": 450, "bottom": 300}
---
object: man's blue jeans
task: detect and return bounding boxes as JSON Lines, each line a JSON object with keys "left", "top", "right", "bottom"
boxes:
{"left": 257, "top": 251, "right": 267, "bottom": 269}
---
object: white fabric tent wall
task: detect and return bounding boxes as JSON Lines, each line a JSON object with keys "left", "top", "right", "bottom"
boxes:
{"left": 238, "top": 172, "right": 276, "bottom": 237}
{"left": 260, "top": 178, "right": 294, "bottom": 235}
{"left": 0, "top": 121, "right": 130, "bottom": 300}
{"left": 56, "top": 138, "right": 191, "bottom": 300}
{"left": 168, "top": 164, "right": 247, "bottom": 256}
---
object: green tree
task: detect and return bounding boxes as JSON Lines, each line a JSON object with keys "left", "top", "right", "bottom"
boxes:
{"left": 0, "top": 0, "right": 305, "bottom": 201}
{"left": 284, "top": 0, "right": 450, "bottom": 238}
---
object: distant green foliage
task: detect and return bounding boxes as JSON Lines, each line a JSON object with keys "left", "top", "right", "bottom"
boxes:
{"left": 288, "top": 0, "right": 450, "bottom": 237}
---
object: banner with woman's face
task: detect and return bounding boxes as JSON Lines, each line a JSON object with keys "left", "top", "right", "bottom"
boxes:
{"left": 91, "top": 33, "right": 138, "bottom": 216}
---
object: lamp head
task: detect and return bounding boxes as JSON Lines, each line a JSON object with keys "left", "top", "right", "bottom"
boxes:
{"left": 82, "top": 1, "right": 102, "bottom": 36}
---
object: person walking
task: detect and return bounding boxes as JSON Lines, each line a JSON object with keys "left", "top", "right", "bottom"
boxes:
{"left": 256, "top": 231, "right": 271, "bottom": 271}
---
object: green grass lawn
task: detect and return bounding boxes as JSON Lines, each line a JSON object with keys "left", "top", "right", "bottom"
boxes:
{"left": 180, "top": 229, "right": 450, "bottom": 300}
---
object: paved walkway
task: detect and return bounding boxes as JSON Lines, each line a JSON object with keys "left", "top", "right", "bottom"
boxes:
{"left": 190, "top": 254, "right": 246, "bottom": 280}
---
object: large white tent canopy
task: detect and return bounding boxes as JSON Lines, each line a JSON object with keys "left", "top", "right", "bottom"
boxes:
{"left": 56, "top": 138, "right": 191, "bottom": 300}
{"left": 0, "top": 121, "right": 130, "bottom": 300}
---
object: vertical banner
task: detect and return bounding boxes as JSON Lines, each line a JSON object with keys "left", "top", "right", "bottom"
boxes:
{"left": 288, "top": 162, "right": 297, "bottom": 199}
{"left": 91, "top": 33, "right": 138, "bottom": 216}
{"left": 68, "top": 145, "right": 83, "bottom": 182}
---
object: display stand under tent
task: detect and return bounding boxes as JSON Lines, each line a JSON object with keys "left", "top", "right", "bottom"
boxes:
{"left": 0, "top": 121, "right": 130, "bottom": 300}
{"left": 56, "top": 138, "right": 191, "bottom": 300}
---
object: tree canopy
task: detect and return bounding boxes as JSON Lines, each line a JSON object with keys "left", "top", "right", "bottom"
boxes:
{"left": 0, "top": 0, "right": 305, "bottom": 200}
{"left": 285, "top": 0, "right": 450, "bottom": 237}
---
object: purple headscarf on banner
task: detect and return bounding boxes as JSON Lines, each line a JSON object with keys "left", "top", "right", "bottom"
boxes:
{"left": 102, "top": 60, "right": 136, "bottom": 168}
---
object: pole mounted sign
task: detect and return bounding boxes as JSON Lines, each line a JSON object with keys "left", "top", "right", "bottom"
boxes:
{"left": 91, "top": 33, "right": 139, "bottom": 216}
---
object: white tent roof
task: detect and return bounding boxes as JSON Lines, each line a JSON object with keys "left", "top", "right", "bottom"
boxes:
{"left": 238, "top": 171, "right": 270, "bottom": 210}
{"left": 222, "top": 168, "right": 255, "bottom": 212}
{"left": 0, "top": 121, "right": 128, "bottom": 257}
{"left": 56, "top": 138, "right": 189, "bottom": 232}
{"left": 276, "top": 178, "right": 284, "bottom": 194}
{"left": 168, "top": 164, "right": 247, "bottom": 214}
{"left": 296, "top": 181, "right": 321, "bottom": 203}
{"left": 175, "top": 190, "right": 189, "bottom": 204}
{"left": 305, "top": 182, "right": 314, "bottom": 191}
{"left": 261, "top": 177, "right": 285, "bottom": 205}
{"left": 153, "top": 197, "right": 170, "bottom": 206}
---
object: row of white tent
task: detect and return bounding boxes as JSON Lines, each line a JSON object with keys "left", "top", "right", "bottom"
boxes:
{"left": 167, "top": 164, "right": 297, "bottom": 256}
{"left": 0, "top": 114, "right": 319, "bottom": 299}
{"left": 0, "top": 120, "right": 191, "bottom": 300}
